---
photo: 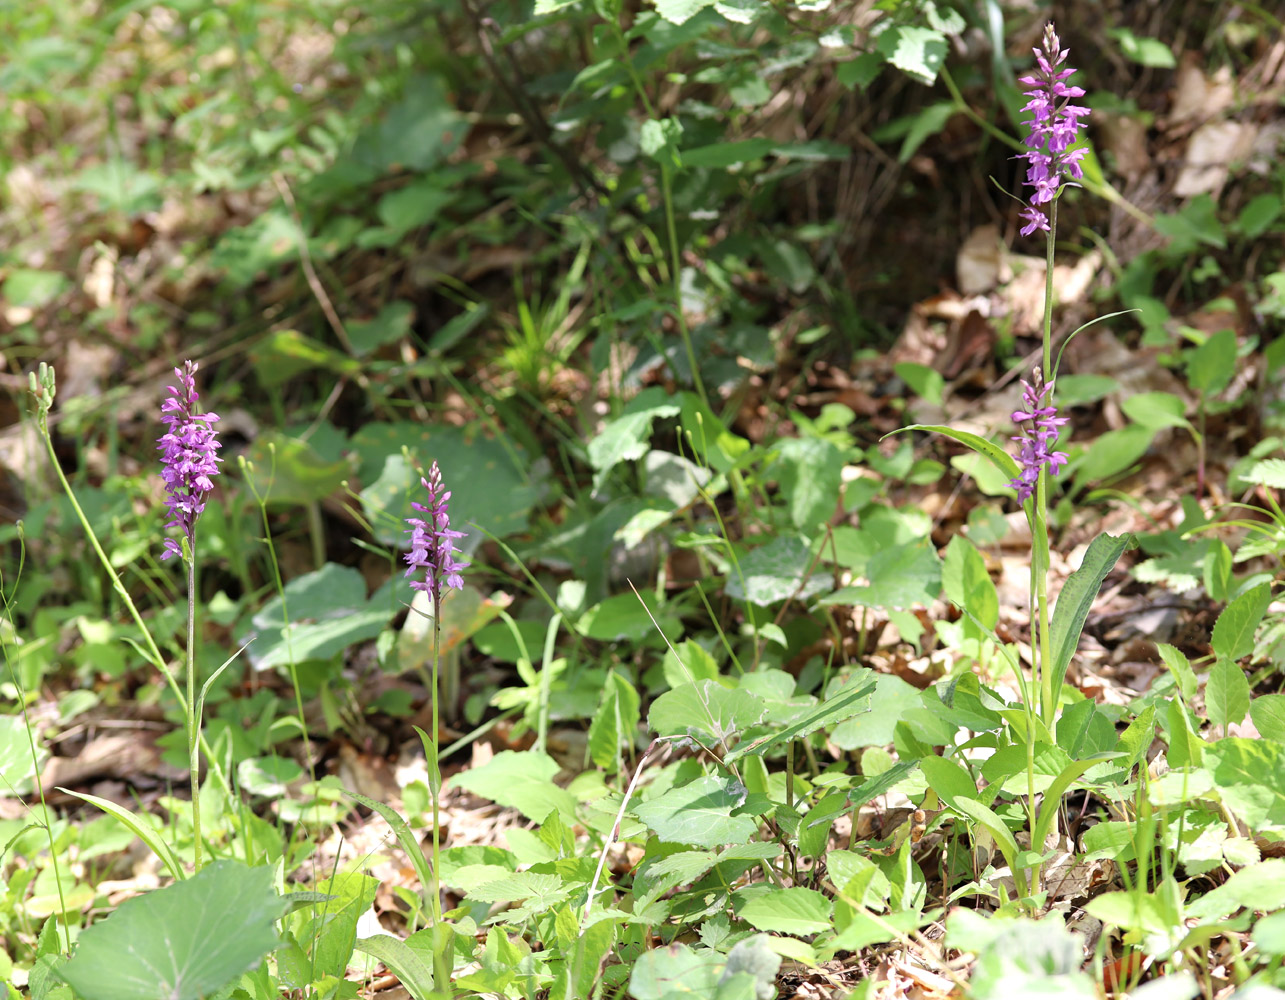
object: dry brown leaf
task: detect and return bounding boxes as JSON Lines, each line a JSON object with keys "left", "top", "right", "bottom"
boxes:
{"left": 955, "top": 225, "right": 1006, "bottom": 295}
{"left": 1170, "top": 55, "right": 1235, "bottom": 126}
{"left": 1173, "top": 121, "right": 1259, "bottom": 198}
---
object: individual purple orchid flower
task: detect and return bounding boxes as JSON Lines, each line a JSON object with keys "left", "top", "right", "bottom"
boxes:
{"left": 1008, "top": 375, "right": 1069, "bottom": 503}
{"left": 404, "top": 461, "right": 469, "bottom": 601}
{"left": 158, "top": 361, "right": 222, "bottom": 561}
{"left": 1018, "top": 24, "right": 1090, "bottom": 235}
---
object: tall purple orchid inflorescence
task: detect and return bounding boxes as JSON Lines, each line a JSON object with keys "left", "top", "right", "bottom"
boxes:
{"left": 1008, "top": 372, "right": 1069, "bottom": 503}
{"left": 1017, "top": 23, "right": 1090, "bottom": 236}
{"left": 404, "top": 461, "right": 469, "bottom": 602}
{"left": 158, "top": 360, "right": 222, "bottom": 562}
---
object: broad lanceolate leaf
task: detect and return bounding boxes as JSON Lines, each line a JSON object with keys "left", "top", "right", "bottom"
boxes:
{"left": 942, "top": 536, "right": 998, "bottom": 630}
{"left": 1211, "top": 582, "right": 1272, "bottom": 663}
{"left": 354, "top": 935, "right": 436, "bottom": 999}
{"left": 587, "top": 671, "right": 641, "bottom": 770}
{"left": 1206, "top": 658, "right": 1251, "bottom": 736}
{"left": 1156, "top": 643, "right": 1197, "bottom": 702}
{"left": 1048, "top": 533, "right": 1131, "bottom": 716}
{"left": 58, "top": 862, "right": 288, "bottom": 1000}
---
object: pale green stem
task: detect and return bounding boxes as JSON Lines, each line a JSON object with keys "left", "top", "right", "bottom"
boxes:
{"left": 186, "top": 548, "right": 202, "bottom": 871}
{"left": 1036, "top": 198, "right": 1058, "bottom": 734}
{"left": 430, "top": 588, "right": 448, "bottom": 992}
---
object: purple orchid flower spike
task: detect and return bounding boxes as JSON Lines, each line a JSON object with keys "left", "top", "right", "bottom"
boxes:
{"left": 1018, "top": 23, "right": 1090, "bottom": 235}
{"left": 1009, "top": 372, "right": 1069, "bottom": 503}
{"left": 158, "top": 361, "right": 222, "bottom": 561}
{"left": 404, "top": 461, "right": 469, "bottom": 602}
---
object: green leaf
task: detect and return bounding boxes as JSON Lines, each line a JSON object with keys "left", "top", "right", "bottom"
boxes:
{"left": 302, "top": 871, "right": 380, "bottom": 980}
{"left": 775, "top": 437, "right": 844, "bottom": 531}
{"left": 1109, "top": 28, "right": 1177, "bottom": 68}
{"left": 1187, "top": 859, "right": 1285, "bottom": 920}
{"left": 837, "top": 52, "right": 883, "bottom": 90}
{"left": 628, "top": 943, "right": 722, "bottom": 1000}
{"left": 876, "top": 25, "right": 948, "bottom": 85}
{"left": 1206, "top": 738, "right": 1285, "bottom": 829}
{"left": 1120, "top": 391, "right": 1191, "bottom": 432}
{"left": 580, "top": 590, "right": 667, "bottom": 643}
{"left": 354, "top": 424, "right": 541, "bottom": 545}
{"left": 372, "top": 180, "right": 452, "bottom": 242}
{"left": 1156, "top": 643, "right": 1197, "bottom": 702}
{"left": 894, "top": 362, "right": 945, "bottom": 406}
{"left": 347, "top": 301, "right": 415, "bottom": 358}
{"left": 640, "top": 117, "right": 684, "bottom": 165}
{"left": 681, "top": 138, "right": 774, "bottom": 168}
{"left": 1053, "top": 374, "right": 1120, "bottom": 408}
{"left": 634, "top": 775, "right": 760, "bottom": 848}
{"left": 587, "top": 388, "right": 682, "bottom": 488}
{"left": 1072, "top": 424, "right": 1155, "bottom": 491}
{"left": 250, "top": 329, "right": 360, "bottom": 388}
{"left": 587, "top": 672, "right": 641, "bottom": 770}
{"left": 1243, "top": 459, "right": 1285, "bottom": 489}
{"left": 353, "top": 75, "right": 463, "bottom": 173}
{"left": 942, "top": 536, "right": 998, "bottom": 630}
{"left": 2, "top": 268, "right": 69, "bottom": 309}
{"left": 1048, "top": 533, "right": 1131, "bottom": 707}
{"left": 1211, "top": 582, "right": 1272, "bottom": 662}
{"left": 738, "top": 887, "right": 832, "bottom": 935}
{"left": 58, "top": 862, "right": 287, "bottom": 1000}
{"left": 895, "top": 102, "right": 956, "bottom": 163}
{"left": 447, "top": 750, "right": 578, "bottom": 823}
{"left": 0, "top": 714, "right": 45, "bottom": 796}
{"left": 1186, "top": 328, "right": 1238, "bottom": 396}
{"left": 1207, "top": 658, "right": 1251, "bottom": 736}
{"left": 463, "top": 872, "right": 568, "bottom": 906}
{"left": 1251, "top": 694, "right": 1285, "bottom": 743}
{"left": 650, "top": 0, "right": 715, "bottom": 25}
{"left": 892, "top": 424, "right": 1021, "bottom": 485}
{"left": 1236, "top": 193, "right": 1282, "bottom": 239}
{"left": 648, "top": 679, "right": 766, "bottom": 747}
{"left": 919, "top": 755, "right": 977, "bottom": 808}
{"left": 1204, "top": 539, "right": 1233, "bottom": 602}
{"left": 353, "top": 935, "right": 435, "bottom": 1000}
{"left": 1167, "top": 698, "right": 1204, "bottom": 769}
{"left": 725, "top": 535, "right": 830, "bottom": 607}
{"left": 241, "top": 431, "right": 353, "bottom": 506}
{"left": 1032, "top": 756, "right": 1118, "bottom": 852}
{"left": 830, "top": 674, "right": 921, "bottom": 750}
{"left": 952, "top": 798, "right": 1022, "bottom": 875}
{"left": 345, "top": 790, "right": 434, "bottom": 903}
{"left": 1117, "top": 704, "right": 1157, "bottom": 772}
{"left": 1154, "top": 194, "right": 1227, "bottom": 251}
{"left": 723, "top": 672, "right": 876, "bottom": 764}
{"left": 819, "top": 539, "right": 940, "bottom": 610}
{"left": 58, "top": 789, "right": 184, "bottom": 882}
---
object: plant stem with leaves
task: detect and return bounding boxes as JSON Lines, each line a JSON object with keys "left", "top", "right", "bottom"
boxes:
{"left": 403, "top": 462, "right": 469, "bottom": 992}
